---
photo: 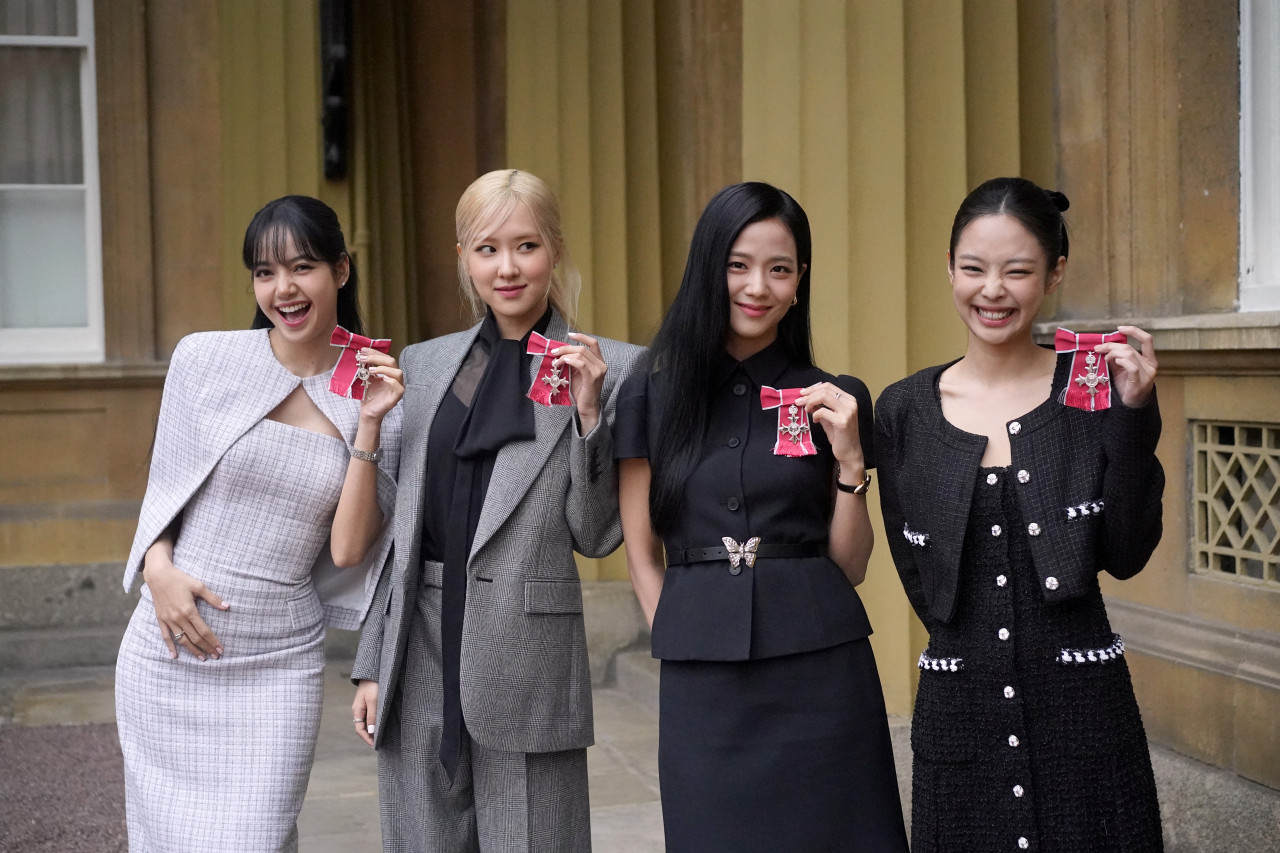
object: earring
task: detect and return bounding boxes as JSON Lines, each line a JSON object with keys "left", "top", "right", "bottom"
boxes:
{"left": 791, "top": 295, "right": 798, "bottom": 306}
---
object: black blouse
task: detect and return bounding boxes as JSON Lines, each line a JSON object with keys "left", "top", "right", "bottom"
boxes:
{"left": 615, "top": 341, "right": 877, "bottom": 662}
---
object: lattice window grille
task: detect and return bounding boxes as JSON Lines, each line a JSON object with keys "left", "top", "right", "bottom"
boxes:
{"left": 1193, "top": 421, "right": 1280, "bottom": 585}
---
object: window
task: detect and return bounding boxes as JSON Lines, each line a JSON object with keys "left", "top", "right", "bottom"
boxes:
{"left": 1240, "top": 0, "right": 1280, "bottom": 311}
{"left": 1193, "top": 421, "right": 1280, "bottom": 586}
{"left": 0, "top": 0, "right": 102, "bottom": 363}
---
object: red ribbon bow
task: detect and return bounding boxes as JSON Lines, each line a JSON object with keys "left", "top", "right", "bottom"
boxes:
{"left": 330, "top": 325, "right": 391, "bottom": 400}
{"left": 526, "top": 331, "right": 574, "bottom": 406}
{"left": 1054, "top": 327, "right": 1126, "bottom": 411}
{"left": 760, "top": 386, "right": 817, "bottom": 456}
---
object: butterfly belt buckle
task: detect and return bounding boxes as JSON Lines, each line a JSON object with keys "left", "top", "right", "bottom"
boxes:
{"left": 722, "top": 536, "right": 761, "bottom": 569}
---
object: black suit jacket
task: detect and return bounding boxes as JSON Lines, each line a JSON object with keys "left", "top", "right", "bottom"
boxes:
{"left": 874, "top": 353, "right": 1164, "bottom": 626}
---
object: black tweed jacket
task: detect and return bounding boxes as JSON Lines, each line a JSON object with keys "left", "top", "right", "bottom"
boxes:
{"left": 874, "top": 353, "right": 1164, "bottom": 625}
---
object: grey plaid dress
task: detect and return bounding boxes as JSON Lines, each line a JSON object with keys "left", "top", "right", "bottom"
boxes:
{"left": 116, "top": 375, "right": 350, "bottom": 852}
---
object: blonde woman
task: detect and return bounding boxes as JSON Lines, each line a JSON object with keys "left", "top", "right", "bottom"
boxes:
{"left": 351, "top": 170, "right": 643, "bottom": 852}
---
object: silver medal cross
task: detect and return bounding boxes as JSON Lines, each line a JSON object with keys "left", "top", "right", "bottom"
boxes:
{"left": 779, "top": 403, "right": 810, "bottom": 444}
{"left": 1073, "top": 351, "right": 1108, "bottom": 405}
{"left": 542, "top": 365, "right": 570, "bottom": 393}
{"left": 355, "top": 354, "right": 372, "bottom": 395}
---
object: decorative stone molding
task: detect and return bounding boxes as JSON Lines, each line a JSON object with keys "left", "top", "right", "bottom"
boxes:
{"left": 1106, "top": 598, "right": 1280, "bottom": 693}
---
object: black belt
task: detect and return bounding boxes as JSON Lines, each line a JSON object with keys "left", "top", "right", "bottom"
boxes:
{"left": 667, "top": 542, "right": 826, "bottom": 565}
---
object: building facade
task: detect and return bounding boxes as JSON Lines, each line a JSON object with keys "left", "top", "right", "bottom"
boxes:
{"left": 1, "top": 0, "right": 1275, "bottom": 794}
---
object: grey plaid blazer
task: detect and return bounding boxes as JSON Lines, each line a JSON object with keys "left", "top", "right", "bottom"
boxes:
{"left": 353, "top": 310, "right": 643, "bottom": 753}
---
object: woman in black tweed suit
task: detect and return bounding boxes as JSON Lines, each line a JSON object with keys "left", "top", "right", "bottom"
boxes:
{"left": 875, "top": 177, "right": 1164, "bottom": 851}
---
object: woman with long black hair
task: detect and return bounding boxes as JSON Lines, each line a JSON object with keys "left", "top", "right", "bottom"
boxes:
{"left": 616, "top": 182, "right": 908, "bottom": 852}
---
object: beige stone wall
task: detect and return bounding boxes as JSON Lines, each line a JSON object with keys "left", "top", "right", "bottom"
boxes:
{"left": 1042, "top": 0, "right": 1280, "bottom": 790}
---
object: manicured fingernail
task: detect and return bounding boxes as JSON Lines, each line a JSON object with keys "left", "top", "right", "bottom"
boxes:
{"left": 197, "top": 655, "right": 206, "bottom": 662}
{"left": 368, "top": 725, "right": 376, "bottom": 734}
{"left": 216, "top": 647, "right": 224, "bottom": 655}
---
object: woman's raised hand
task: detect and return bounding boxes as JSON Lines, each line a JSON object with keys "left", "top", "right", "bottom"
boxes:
{"left": 1095, "top": 325, "right": 1158, "bottom": 409}
{"left": 554, "top": 332, "right": 608, "bottom": 434}
{"left": 357, "top": 347, "right": 404, "bottom": 421}
{"left": 798, "top": 382, "right": 865, "bottom": 477}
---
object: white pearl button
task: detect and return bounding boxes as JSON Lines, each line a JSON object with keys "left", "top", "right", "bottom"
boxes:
{"left": 1017, "top": 469, "right": 1030, "bottom": 483}
{"left": 987, "top": 472, "right": 999, "bottom": 485}
{"left": 1027, "top": 522, "right": 1041, "bottom": 536}
{"left": 1013, "top": 784, "right": 1025, "bottom": 797}
{"left": 1019, "top": 838, "right": 1029, "bottom": 849}
{"left": 1008, "top": 421, "right": 1022, "bottom": 435}
{"left": 998, "top": 628, "right": 1010, "bottom": 641}
{"left": 1004, "top": 685, "right": 1016, "bottom": 699}
{"left": 1008, "top": 734, "right": 1020, "bottom": 747}
{"left": 991, "top": 524, "right": 1003, "bottom": 537}
{"left": 996, "top": 574, "right": 1008, "bottom": 587}
{"left": 1045, "top": 576, "right": 1059, "bottom": 590}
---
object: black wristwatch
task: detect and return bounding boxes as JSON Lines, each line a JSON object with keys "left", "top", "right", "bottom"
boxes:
{"left": 836, "top": 468, "right": 872, "bottom": 495}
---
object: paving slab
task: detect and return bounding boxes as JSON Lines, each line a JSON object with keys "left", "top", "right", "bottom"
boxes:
{"left": 6, "top": 658, "right": 1279, "bottom": 851}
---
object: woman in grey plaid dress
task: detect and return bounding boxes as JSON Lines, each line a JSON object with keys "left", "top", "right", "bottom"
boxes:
{"left": 115, "top": 197, "right": 403, "bottom": 852}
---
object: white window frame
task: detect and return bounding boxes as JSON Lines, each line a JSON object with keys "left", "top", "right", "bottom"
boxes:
{"left": 1240, "top": 0, "right": 1280, "bottom": 311}
{"left": 0, "top": 0, "right": 103, "bottom": 363}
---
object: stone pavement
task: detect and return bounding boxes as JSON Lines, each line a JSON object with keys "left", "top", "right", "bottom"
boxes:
{"left": 0, "top": 661, "right": 668, "bottom": 852}
{"left": 294, "top": 664, "right": 668, "bottom": 852}
{"left": 4, "top": 653, "right": 1280, "bottom": 851}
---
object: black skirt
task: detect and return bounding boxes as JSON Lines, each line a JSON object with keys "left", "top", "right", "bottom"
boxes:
{"left": 659, "top": 639, "right": 909, "bottom": 853}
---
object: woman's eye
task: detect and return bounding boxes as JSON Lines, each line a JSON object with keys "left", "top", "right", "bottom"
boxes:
{"left": 771, "top": 265, "right": 792, "bottom": 275}
{"left": 519, "top": 241, "right": 540, "bottom": 251}
{"left": 253, "top": 268, "right": 271, "bottom": 278}
{"left": 961, "top": 265, "right": 983, "bottom": 274}
{"left": 1008, "top": 268, "right": 1031, "bottom": 277}
{"left": 476, "top": 245, "right": 496, "bottom": 255}
{"left": 727, "top": 261, "right": 746, "bottom": 271}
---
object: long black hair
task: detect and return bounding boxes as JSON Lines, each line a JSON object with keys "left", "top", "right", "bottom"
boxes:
{"left": 646, "top": 181, "right": 814, "bottom": 535}
{"left": 243, "top": 195, "right": 364, "bottom": 335}
{"left": 949, "top": 177, "right": 1071, "bottom": 268}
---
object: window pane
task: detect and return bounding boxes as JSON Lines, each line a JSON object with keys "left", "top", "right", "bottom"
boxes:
{"left": 0, "top": 47, "right": 83, "bottom": 184}
{"left": 0, "top": 0, "right": 77, "bottom": 36}
{"left": 0, "top": 188, "right": 87, "bottom": 328}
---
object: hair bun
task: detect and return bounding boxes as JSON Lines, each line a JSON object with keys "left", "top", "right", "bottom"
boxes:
{"left": 1046, "top": 190, "right": 1070, "bottom": 212}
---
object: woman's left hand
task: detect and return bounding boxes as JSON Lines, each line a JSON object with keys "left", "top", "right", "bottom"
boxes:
{"left": 356, "top": 348, "right": 405, "bottom": 421}
{"left": 798, "top": 381, "right": 865, "bottom": 477}
{"left": 554, "top": 332, "right": 608, "bottom": 434}
{"left": 1094, "top": 325, "right": 1158, "bottom": 409}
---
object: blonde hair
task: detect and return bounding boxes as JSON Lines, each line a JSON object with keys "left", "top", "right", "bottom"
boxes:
{"left": 455, "top": 169, "right": 581, "bottom": 328}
